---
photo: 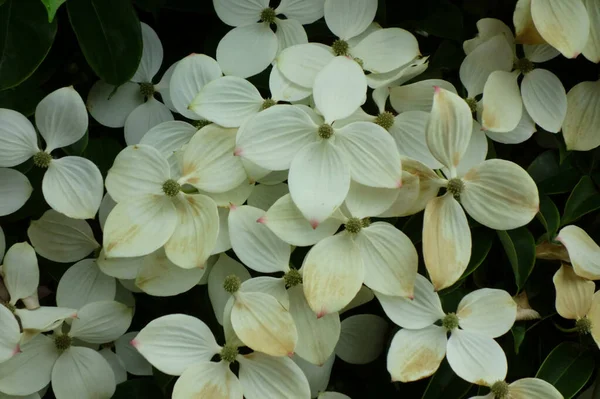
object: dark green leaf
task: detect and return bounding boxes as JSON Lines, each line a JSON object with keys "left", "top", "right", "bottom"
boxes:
{"left": 497, "top": 227, "right": 536, "bottom": 292}
{"left": 561, "top": 176, "right": 600, "bottom": 226}
{"left": 113, "top": 378, "right": 164, "bottom": 399}
{"left": 40, "top": 0, "right": 66, "bottom": 22}
{"left": 536, "top": 342, "right": 595, "bottom": 399}
{"left": 67, "top": 0, "right": 142, "bottom": 86}
{"left": 133, "top": 0, "right": 166, "bottom": 13}
{"left": 62, "top": 131, "right": 89, "bottom": 156}
{"left": 0, "top": 0, "right": 57, "bottom": 90}
{"left": 153, "top": 367, "right": 176, "bottom": 396}
{"left": 511, "top": 324, "right": 526, "bottom": 354}
{"left": 422, "top": 359, "right": 472, "bottom": 399}
{"left": 537, "top": 195, "right": 560, "bottom": 238}
{"left": 0, "top": 77, "right": 45, "bottom": 116}
{"left": 82, "top": 137, "right": 122, "bottom": 178}
{"left": 412, "top": 0, "right": 464, "bottom": 41}
{"left": 527, "top": 151, "right": 581, "bottom": 195}
{"left": 402, "top": 213, "right": 424, "bottom": 244}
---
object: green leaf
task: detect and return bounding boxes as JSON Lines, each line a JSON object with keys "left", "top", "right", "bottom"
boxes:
{"left": 497, "top": 227, "right": 536, "bottom": 292}
{"left": 422, "top": 359, "right": 472, "bottom": 399}
{"left": 511, "top": 324, "right": 526, "bottom": 354}
{"left": 412, "top": 0, "right": 464, "bottom": 41}
{"left": 401, "top": 213, "right": 424, "bottom": 244}
{"left": 536, "top": 342, "right": 595, "bottom": 399}
{"left": 0, "top": 77, "right": 45, "bottom": 116}
{"left": 113, "top": 379, "right": 164, "bottom": 399}
{"left": 62, "top": 131, "right": 89, "bottom": 156}
{"left": 537, "top": 195, "right": 560, "bottom": 238}
{"left": 561, "top": 176, "right": 600, "bottom": 226}
{"left": 527, "top": 151, "right": 581, "bottom": 195}
{"left": 67, "top": 0, "right": 142, "bottom": 86}
{"left": 82, "top": 137, "right": 122, "bottom": 178}
{"left": 40, "top": 0, "right": 66, "bottom": 22}
{"left": 0, "top": 0, "right": 57, "bottom": 90}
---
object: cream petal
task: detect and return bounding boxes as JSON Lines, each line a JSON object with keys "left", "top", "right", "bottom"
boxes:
{"left": 508, "top": 377, "right": 563, "bottom": 399}
{"left": 521, "top": 69, "right": 567, "bottom": 133}
{"left": 207, "top": 254, "right": 251, "bottom": 325}
{"left": 276, "top": 43, "right": 335, "bottom": 88}
{"left": 124, "top": 97, "right": 174, "bottom": 145}
{"left": 344, "top": 181, "right": 399, "bottom": 219}
{"left": 130, "top": 23, "right": 163, "bottom": 83}
{"left": 481, "top": 71, "right": 523, "bottom": 133}
{"left": 583, "top": 0, "right": 600, "bottom": 63}
{"left": 556, "top": 225, "right": 600, "bottom": 280}
{"left": 456, "top": 288, "right": 517, "bottom": 338}
{"left": 390, "top": 79, "right": 457, "bottom": 114}
{"left": 323, "top": 0, "right": 377, "bottom": 40}
{"left": 562, "top": 79, "right": 600, "bottom": 151}
{"left": 513, "top": 0, "right": 546, "bottom": 45}
{"left": 172, "top": 360, "right": 243, "bottom": 399}
{"left": 56, "top": 259, "right": 115, "bottom": 309}
{"left": 351, "top": 28, "right": 420, "bottom": 74}
{"left": 86, "top": 81, "right": 144, "bottom": 128}
{"left": 2, "top": 242, "right": 38, "bottom": 303}
{"left": 552, "top": 264, "right": 594, "bottom": 320}
{"left": 0, "top": 168, "right": 32, "bottom": 216}
{"left": 274, "top": 18, "right": 308, "bottom": 54}
{"left": 0, "top": 109, "right": 39, "bottom": 166}
{"left": 0, "top": 305, "right": 20, "bottom": 363}
{"left": 69, "top": 301, "right": 133, "bottom": 344}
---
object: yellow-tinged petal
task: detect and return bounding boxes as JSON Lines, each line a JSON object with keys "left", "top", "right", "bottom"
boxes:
{"left": 587, "top": 291, "right": 600, "bottom": 348}
{"left": 509, "top": 377, "right": 563, "bottom": 399}
{"left": 553, "top": 264, "right": 594, "bottom": 320}
{"left": 583, "top": 0, "right": 600, "bottom": 63}
{"left": 172, "top": 361, "right": 243, "bottom": 399}
{"left": 557, "top": 225, "right": 600, "bottom": 280}
{"left": 481, "top": 71, "right": 523, "bottom": 133}
{"left": 513, "top": 0, "right": 546, "bottom": 45}
{"left": 563, "top": 79, "right": 600, "bottom": 151}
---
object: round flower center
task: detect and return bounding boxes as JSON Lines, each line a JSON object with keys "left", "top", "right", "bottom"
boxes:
{"left": 361, "top": 217, "right": 371, "bottom": 228}
{"left": 318, "top": 124, "right": 334, "bottom": 139}
{"left": 576, "top": 317, "right": 592, "bottom": 335}
{"left": 374, "top": 112, "right": 395, "bottom": 130}
{"left": 140, "top": 82, "right": 155, "bottom": 98}
{"left": 442, "top": 313, "right": 459, "bottom": 331}
{"left": 33, "top": 151, "right": 52, "bottom": 168}
{"left": 223, "top": 275, "right": 241, "bottom": 294}
{"left": 332, "top": 39, "right": 349, "bottom": 56}
{"left": 219, "top": 344, "right": 239, "bottom": 363}
{"left": 54, "top": 334, "right": 72, "bottom": 352}
{"left": 260, "top": 7, "right": 276, "bottom": 24}
{"left": 284, "top": 269, "right": 303, "bottom": 288}
{"left": 465, "top": 98, "right": 478, "bottom": 114}
{"left": 446, "top": 178, "right": 464, "bottom": 201}
{"left": 162, "top": 179, "right": 181, "bottom": 197}
{"left": 345, "top": 217, "right": 363, "bottom": 234}
{"left": 261, "top": 98, "right": 276, "bottom": 110}
{"left": 515, "top": 58, "right": 535, "bottom": 75}
{"left": 194, "top": 119, "right": 212, "bottom": 130}
{"left": 490, "top": 381, "right": 510, "bottom": 398}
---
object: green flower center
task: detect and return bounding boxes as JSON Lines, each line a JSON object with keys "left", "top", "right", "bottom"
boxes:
{"left": 515, "top": 58, "right": 535, "bottom": 75}
{"left": 260, "top": 7, "right": 276, "bottom": 24}
{"left": 332, "top": 39, "right": 350, "bottom": 56}
{"left": 465, "top": 98, "right": 478, "bottom": 114}
{"left": 33, "top": 151, "right": 52, "bottom": 168}
{"left": 194, "top": 119, "right": 212, "bottom": 130}
{"left": 318, "top": 124, "right": 334, "bottom": 139}
{"left": 220, "top": 344, "right": 239, "bottom": 363}
{"left": 374, "top": 112, "right": 395, "bottom": 130}
{"left": 442, "top": 313, "right": 459, "bottom": 331}
{"left": 446, "top": 178, "right": 464, "bottom": 201}
{"left": 284, "top": 269, "right": 303, "bottom": 288}
{"left": 54, "top": 334, "right": 72, "bottom": 352}
{"left": 223, "top": 275, "right": 241, "bottom": 294}
{"left": 576, "top": 317, "right": 592, "bottom": 335}
{"left": 162, "top": 179, "right": 181, "bottom": 197}
{"left": 490, "top": 381, "right": 510, "bottom": 398}
{"left": 361, "top": 217, "right": 371, "bottom": 228}
{"left": 261, "top": 98, "right": 276, "bottom": 110}
{"left": 140, "top": 82, "right": 155, "bottom": 98}
{"left": 345, "top": 217, "right": 363, "bottom": 234}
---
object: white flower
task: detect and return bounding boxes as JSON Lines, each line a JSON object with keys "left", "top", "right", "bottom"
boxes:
{"left": 87, "top": 23, "right": 174, "bottom": 145}
{"left": 132, "top": 314, "right": 311, "bottom": 398}
{"left": 0, "top": 87, "right": 103, "bottom": 219}
{"left": 0, "top": 167, "right": 32, "bottom": 217}
{"left": 99, "top": 331, "right": 153, "bottom": 384}
{"left": 213, "top": 0, "right": 324, "bottom": 78}
{"left": 562, "top": 78, "right": 600, "bottom": 151}
{"left": 377, "top": 275, "right": 516, "bottom": 384}
{"left": 556, "top": 225, "right": 600, "bottom": 280}
{"left": 469, "top": 378, "right": 562, "bottom": 399}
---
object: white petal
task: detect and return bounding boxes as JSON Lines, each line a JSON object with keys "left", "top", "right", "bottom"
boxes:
{"left": 453, "top": 121, "right": 488, "bottom": 178}
{"left": 164, "top": 194, "right": 219, "bottom": 269}
{"left": 292, "top": 353, "right": 335, "bottom": 398}
{"left": 98, "top": 193, "right": 116, "bottom": 232}
{"left": 530, "top": 0, "right": 590, "bottom": 58}
{"left": 390, "top": 79, "right": 457, "bottom": 114}
{"left": 387, "top": 326, "right": 447, "bottom": 382}
{"left": 140, "top": 120, "right": 196, "bottom": 176}
{"left": 274, "top": 18, "right": 308, "bottom": 54}
{"left": 288, "top": 285, "right": 340, "bottom": 365}
{"left": 131, "top": 23, "right": 163, "bottom": 83}
{"left": 243, "top": 278, "right": 290, "bottom": 312}
{"left": 463, "top": 18, "right": 515, "bottom": 54}
{"left": 366, "top": 56, "right": 429, "bottom": 89}
{"left": 375, "top": 274, "right": 444, "bottom": 328}
{"left": 0, "top": 305, "right": 20, "bottom": 363}
{"left": 0, "top": 109, "right": 38, "bottom": 166}
{"left": 247, "top": 183, "right": 289, "bottom": 211}
{"left": 172, "top": 360, "right": 243, "bottom": 399}
{"left": 523, "top": 44, "right": 561, "bottom": 62}
{"left": 521, "top": 69, "right": 567, "bottom": 133}
{"left": 96, "top": 250, "right": 142, "bottom": 279}
{"left": 51, "top": 347, "right": 115, "bottom": 399}
{"left": 556, "top": 225, "right": 600, "bottom": 280}
{"left": 324, "top": 0, "right": 377, "bottom": 40}
{"left": 461, "top": 159, "right": 539, "bottom": 230}
{"left": 236, "top": 104, "right": 318, "bottom": 171}
{"left": 213, "top": 207, "right": 232, "bottom": 254}
{"left": 208, "top": 254, "right": 251, "bottom": 325}
{"left": 553, "top": 264, "right": 595, "bottom": 320}
{"left": 238, "top": 353, "right": 311, "bottom": 399}
{"left": 335, "top": 121, "right": 402, "bottom": 188}
{"left": 217, "top": 24, "right": 278, "bottom": 78}
{"left": 344, "top": 181, "right": 399, "bottom": 219}
{"left": 583, "top": 0, "right": 600, "bottom": 63}
{"left": 124, "top": 97, "right": 174, "bottom": 145}
{"left": 352, "top": 28, "right": 420, "bottom": 73}
{"left": 302, "top": 232, "right": 364, "bottom": 316}
{"left": 563, "top": 79, "right": 600, "bottom": 151}
{"left": 485, "top": 105, "right": 537, "bottom": 144}
{"left": 16, "top": 306, "right": 77, "bottom": 343}
{"left": 132, "top": 314, "right": 220, "bottom": 375}
{"left": 27, "top": 209, "right": 99, "bottom": 262}
{"left": 102, "top": 195, "right": 177, "bottom": 258}
{"left": 56, "top": 259, "right": 115, "bottom": 309}
{"left": 276, "top": 0, "right": 325, "bottom": 24}
{"left": 99, "top": 348, "right": 127, "bottom": 385}
{"left": 200, "top": 180, "right": 254, "bottom": 208}
{"left": 425, "top": 87, "right": 473, "bottom": 175}
{"left": 155, "top": 61, "right": 178, "bottom": 112}
{"left": 457, "top": 288, "right": 517, "bottom": 337}
{"left": 213, "top": 0, "right": 265, "bottom": 26}
{"left": 313, "top": 56, "right": 367, "bottom": 123}
{"left": 459, "top": 34, "right": 514, "bottom": 98}
{"left": 423, "top": 194, "right": 472, "bottom": 291}
{"left": 35, "top": 87, "right": 88, "bottom": 152}
{"left": 0, "top": 168, "right": 32, "bottom": 216}
{"left": 336, "top": 314, "right": 387, "bottom": 365}
{"left": 181, "top": 125, "right": 247, "bottom": 193}
{"left": 0, "top": 225, "right": 4, "bottom": 262}
{"left": 276, "top": 43, "right": 335, "bottom": 88}
{"left": 69, "top": 301, "right": 132, "bottom": 343}
{"left": 190, "top": 76, "right": 263, "bottom": 127}
{"left": 446, "top": 329, "right": 508, "bottom": 385}
{"left": 341, "top": 285, "right": 375, "bottom": 313}
{"left": 170, "top": 54, "right": 222, "bottom": 120}
{"left": 269, "top": 65, "right": 312, "bottom": 102}
{"left": 115, "top": 332, "right": 152, "bottom": 375}
{"left": 481, "top": 71, "right": 523, "bottom": 132}
{"left": 390, "top": 112, "right": 444, "bottom": 171}
{"left": 86, "top": 81, "right": 144, "bottom": 128}
{"left": 509, "top": 377, "right": 563, "bottom": 399}
{"left": 289, "top": 140, "right": 350, "bottom": 225}
{"left": 514, "top": 0, "right": 545, "bottom": 45}
{"left": 231, "top": 290, "right": 298, "bottom": 356}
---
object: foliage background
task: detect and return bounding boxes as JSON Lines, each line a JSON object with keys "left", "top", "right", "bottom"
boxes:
{"left": 1, "top": 0, "right": 600, "bottom": 397}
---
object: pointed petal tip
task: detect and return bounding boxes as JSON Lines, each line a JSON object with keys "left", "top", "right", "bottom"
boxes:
{"left": 130, "top": 339, "right": 139, "bottom": 348}
{"left": 316, "top": 309, "right": 327, "bottom": 319}
{"left": 229, "top": 202, "right": 238, "bottom": 211}
{"left": 12, "top": 344, "right": 21, "bottom": 356}
{"left": 309, "top": 219, "right": 319, "bottom": 229}
{"left": 572, "top": 52, "right": 580, "bottom": 59}
{"left": 396, "top": 180, "right": 403, "bottom": 188}
{"left": 433, "top": 85, "right": 441, "bottom": 93}
{"left": 256, "top": 216, "right": 267, "bottom": 224}
{"left": 287, "top": 352, "right": 294, "bottom": 358}
{"left": 234, "top": 148, "right": 243, "bottom": 156}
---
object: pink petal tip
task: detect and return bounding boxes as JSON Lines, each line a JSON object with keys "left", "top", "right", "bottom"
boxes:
{"left": 287, "top": 352, "right": 295, "bottom": 358}
{"left": 12, "top": 345, "right": 21, "bottom": 355}
{"left": 572, "top": 52, "right": 580, "bottom": 59}
{"left": 309, "top": 219, "right": 319, "bottom": 229}
{"left": 396, "top": 180, "right": 403, "bottom": 188}
{"left": 256, "top": 216, "right": 267, "bottom": 224}
{"left": 229, "top": 202, "right": 237, "bottom": 211}
{"left": 433, "top": 85, "right": 441, "bottom": 93}
{"left": 316, "top": 309, "right": 326, "bottom": 319}
{"left": 233, "top": 148, "right": 243, "bottom": 156}
{"left": 130, "top": 339, "right": 139, "bottom": 348}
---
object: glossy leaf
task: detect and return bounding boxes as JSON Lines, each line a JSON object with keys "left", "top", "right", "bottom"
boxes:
{"left": 498, "top": 227, "right": 536, "bottom": 292}
{"left": 537, "top": 195, "right": 560, "bottom": 238}
{"left": 561, "top": 176, "right": 600, "bottom": 227}
{"left": 40, "top": 0, "right": 66, "bottom": 22}
{"left": 421, "top": 359, "right": 472, "bottom": 399}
